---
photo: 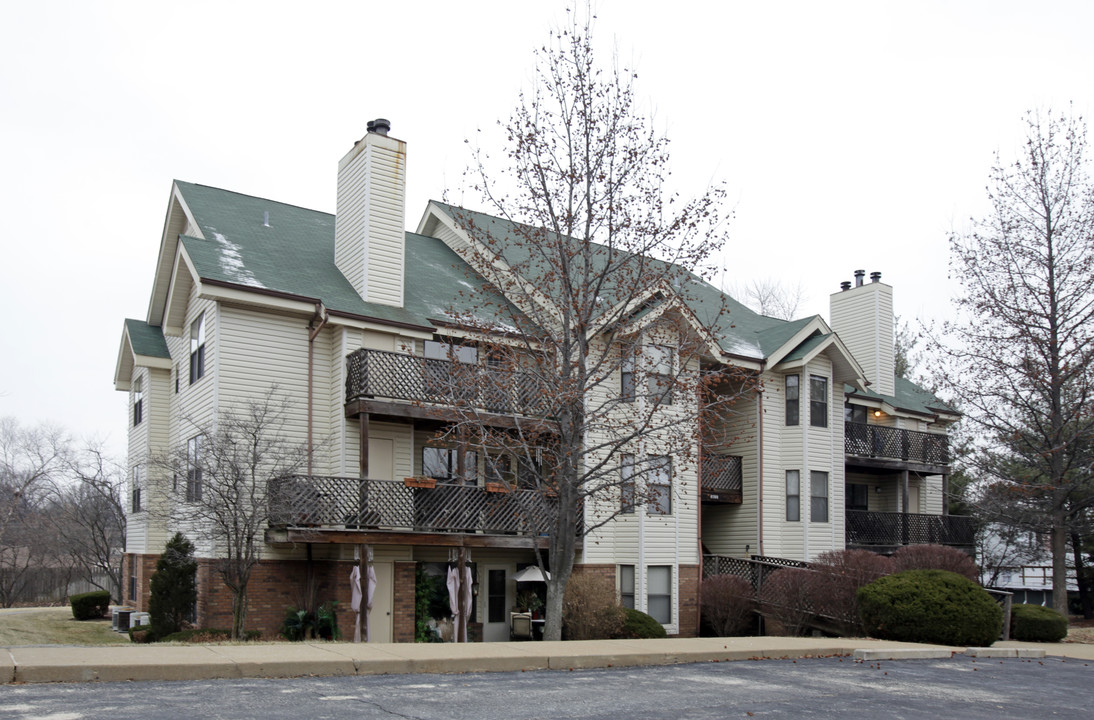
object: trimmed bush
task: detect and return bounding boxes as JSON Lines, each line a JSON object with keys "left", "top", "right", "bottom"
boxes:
{"left": 70, "top": 590, "right": 111, "bottom": 620}
{"left": 758, "top": 568, "right": 814, "bottom": 636}
{"left": 617, "top": 608, "right": 667, "bottom": 639}
{"left": 1010, "top": 604, "right": 1068, "bottom": 642}
{"left": 809, "top": 550, "right": 895, "bottom": 635}
{"left": 701, "top": 574, "right": 754, "bottom": 637}
{"left": 891, "top": 544, "right": 979, "bottom": 582}
{"left": 858, "top": 569, "right": 1001, "bottom": 646}
{"left": 149, "top": 533, "right": 197, "bottom": 638}
{"left": 562, "top": 572, "right": 625, "bottom": 640}
{"left": 128, "top": 625, "right": 162, "bottom": 643}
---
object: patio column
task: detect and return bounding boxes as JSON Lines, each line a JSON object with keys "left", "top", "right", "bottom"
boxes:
{"left": 359, "top": 413, "right": 370, "bottom": 477}
{"left": 900, "top": 470, "right": 909, "bottom": 545}
{"left": 942, "top": 474, "right": 949, "bottom": 515}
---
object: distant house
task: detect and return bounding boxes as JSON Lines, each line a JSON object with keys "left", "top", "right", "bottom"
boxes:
{"left": 115, "top": 120, "right": 965, "bottom": 640}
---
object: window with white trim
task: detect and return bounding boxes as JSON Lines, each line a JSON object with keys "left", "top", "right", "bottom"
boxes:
{"left": 647, "top": 566, "right": 672, "bottom": 624}
{"left": 131, "top": 465, "right": 142, "bottom": 513}
{"left": 811, "top": 471, "right": 829, "bottom": 523}
{"left": 186, "top": 436, "right": 202, "bottom": 502}
{"left": 189, "top": 313, "right": 206, "bottom": 384}
{"left": 132, "top": 377, "right": 143, "bottom": 427}
{"left": 621, "top": 347, "right": 635, "bottom": 402}
{"left": 809, "top": 375, "right": 828, "bottom": 428}
{"left": 786, "top": 470, "right": 800, "bottom": 522}
{"left": 786, "top": 374, "right": 800, "bottom": 426}
{"left": 620, "top": 453, "right": 635, "bottom": 514}
{"left": 646, "top": 455, "right": 672, "bottom": 516}
{"left": 647, "top": 344, "right": 675, "bottom": 406}
{"left": 422, "top": 447, "right": 478, "bottom": 483}
{"left": 619, "top": 564, "right": 635, "bottom": 609}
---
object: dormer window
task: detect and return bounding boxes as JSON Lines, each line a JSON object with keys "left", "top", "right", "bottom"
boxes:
{"left": 132, "top": 377, "right": 144, "bottom": 426}
{"left": 189, "top": 313, "right": 206, "bottom": 384}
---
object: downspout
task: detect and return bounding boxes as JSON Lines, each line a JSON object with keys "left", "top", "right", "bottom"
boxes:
{"left": 307, "top": 303, "right": 329, "bottom": 475}
{"left": 756, "top": 383, "right": 764, "bottom": 557}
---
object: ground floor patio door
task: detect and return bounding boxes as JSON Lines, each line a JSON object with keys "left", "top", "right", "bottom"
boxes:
{"left": 482, "top": 565, "right": 513, "bottom": 642}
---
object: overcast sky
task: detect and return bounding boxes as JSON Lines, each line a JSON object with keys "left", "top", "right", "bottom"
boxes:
{"left": 2, "top": 0, "right": 1091, "bottom": 459}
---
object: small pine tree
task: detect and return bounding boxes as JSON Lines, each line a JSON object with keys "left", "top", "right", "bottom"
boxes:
{"left": 148, "top": 532, "right": 197, "bottom": 636}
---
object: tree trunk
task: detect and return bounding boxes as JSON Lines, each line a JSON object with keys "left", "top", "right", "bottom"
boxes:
{"left": 1051, "top": 520, "right": 1070, "bottom": 616}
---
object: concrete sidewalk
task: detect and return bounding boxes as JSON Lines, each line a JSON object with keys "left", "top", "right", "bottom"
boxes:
{"left": 3, "top": 636, "right": 1090, "bottom": 684}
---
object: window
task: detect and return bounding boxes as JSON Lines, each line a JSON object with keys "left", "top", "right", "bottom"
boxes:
{"left": 132, "top": 377, "right": 144, "bottom": 426}
{"left": 424, "top": 339, "right": 477, "bottom": 398}
{"left": 647, "top": 344, "right": 675, "bottom": 405}
{"left": 621, "top": 347, "right": 635, "bottom": 402}
{"left": 189, "top": 313, "right": 206, "bottom": 384}
{"left": 422, "top": 447, "right": 477, "bottom": 483}
{"left": 811, "top": 471, "right": 829, "bottom": 523}
{"left": 809, "top": 375, "right": 828, "bottom": 427}
{"left": 647, "top": 566, "right": 672, "bottom": 624}
{"left": 846, "top": 483, "right": 869, "bottom": 512}
{"left": 785, "top": 375, "right": 799, "bottom": 426}
{"left": 620, "top": 453, "right": 635, "bottom": 513}
{"left": 485, "top": 453, "right": 512, "bottom": 486}
{"left": 786, "top": 470, "right": 800, "bottom": 522}
{"left": 186, "top": 436, "right": 202, "bottom": 502}
{"left": 647, "top": 455, "right": 672, "bottom": 515}
{"left": 131, "top": 465, "right": 142, "bottom": 513}
{"left": 619, "top": 565, "right": 635, "bottom": 609}
{"left": 844, "top": 404, "right": 867, "bottom": 424}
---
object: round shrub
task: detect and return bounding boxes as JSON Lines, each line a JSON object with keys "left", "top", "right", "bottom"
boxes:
{"left": 701, "top": 574, "right": 754, "bottom": 637}
{"left": 1010, "top": 604, "right": 1067, "bottom": 642}
{"left": 616, "top": 608, "right": 667, "bottom": 639}
{"left": 70, "top": 590, "right": 112, "bottom": 620}
{"left": 891, "top": 544, "right": 979, "bottom": 582}
{"left": 857, "top": 569, "right": 1001, "bottom": 646}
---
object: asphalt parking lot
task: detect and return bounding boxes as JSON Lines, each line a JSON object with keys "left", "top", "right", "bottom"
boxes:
{"left": 2, "top": 655, "right": 1091, "bottom": 719}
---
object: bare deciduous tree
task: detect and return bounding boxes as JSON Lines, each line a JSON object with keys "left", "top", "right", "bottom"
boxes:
{"left": 439, "top": 8, "right": 752, "bottom": 641}
{"left": 929, "top": 107, "right": 1094, "bottom": 614}
{"left": 163, "top": 390, "right": 309, "bottom": 638}
{"left": 727, "top": 278, "right": 805, "bottom": 321}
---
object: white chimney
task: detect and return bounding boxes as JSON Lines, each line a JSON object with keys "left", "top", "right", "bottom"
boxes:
{"left": 830, "top": 271, "right": 894, "bottom": 396}
{"left": 334, "top": 119, "right": 406, "bottom": 307}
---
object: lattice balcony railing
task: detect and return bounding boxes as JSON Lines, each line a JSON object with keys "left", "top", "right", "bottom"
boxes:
{"left": 345, "top": 348, "right": 550, "bottom": 417}
{"left": 268, "top": 474, "right": 561, "bottom": 536}
{"left": 701, "top": 453, "right": 743, "bottom": 502}
{"left": 844, "top": 421, "right": 950, "bottom": 465}
{"left": 845, "top": 509, "right": 976, "bottom": 547}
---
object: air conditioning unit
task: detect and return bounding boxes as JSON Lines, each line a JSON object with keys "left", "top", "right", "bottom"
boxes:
{"left": 112, "top": 607, "right": 135, "bottom": 632}
{"left": 131, "top": 612, "right": 151, "bottom": 627}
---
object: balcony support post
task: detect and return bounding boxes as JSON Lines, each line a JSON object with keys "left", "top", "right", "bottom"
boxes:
{"left": 359, "top": 413, "right": 370, "bottom": 478}
{"left": 901, "top": 470, "right": 910, "bottom": 545}
{"left": 942, "top": 473, "right": 949, "bottom": 515}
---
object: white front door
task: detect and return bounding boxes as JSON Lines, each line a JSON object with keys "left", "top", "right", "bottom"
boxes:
{"left": 482, "top": 565, "right": 513, "bottom": 642}
{"left": 366, "top": 561, "right": 393, "bottom": 643}
{"left": 368, "top": 438, "right": 394, "bottom": 480}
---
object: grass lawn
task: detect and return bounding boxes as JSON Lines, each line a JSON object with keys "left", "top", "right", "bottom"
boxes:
{"left": 0, "top": 607, "right": 130, "bottom": 646}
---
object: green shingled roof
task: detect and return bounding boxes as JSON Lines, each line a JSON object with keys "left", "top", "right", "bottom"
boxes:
{"left": 176, "top": 182, "right": 428, "bottom": 328}
{"left": 125, "top": 318, "right": 170, "bottom": 358}
{"left": 845, "top": 376, "right": 957, "bottom": 418}
{"left": 428, "top": 202, "right": 799, "bottom": 361}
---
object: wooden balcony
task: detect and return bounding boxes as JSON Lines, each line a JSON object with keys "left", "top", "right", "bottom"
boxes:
{"left": 844, "top": 421, "right": 950, "bottom": 471}
{"left": 701, "top": 453, "right": 743, "bottom": 504}
{"left": 345, "top": 348, "right": 550, "bottom": 418}
{"left": 268, "top": 474, "right": 565, "bottom": 546}
{"left": 845, "top": 509, "right": 976, "bottom": 551}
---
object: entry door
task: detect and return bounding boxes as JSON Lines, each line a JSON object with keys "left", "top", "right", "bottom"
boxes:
{"left": 368, "top": 438, "right": 394, "bottom": 480}
{"left": 906, "top": 484, "right": 920, "bottom": 513}
{"left": 482, "top": 565, "right": 513, "bottom": 642}
{"left": 366, "top": 561, "right": 393, "bottom": 643}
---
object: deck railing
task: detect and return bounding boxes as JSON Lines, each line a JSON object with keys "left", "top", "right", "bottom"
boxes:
{"left": 845, "top": 509, "right": 976, "bottom": 548}
{"left": 345, "top": 348, "right": 550, "bottom": 416}
{"left": 844, "top": 421, "right": 950, "bottom": 466}
{"left": 701, "top": 454, "right": 743, "bottom": 502}
{"left": 268, "top": 474, "right": 560, "bottom": 536}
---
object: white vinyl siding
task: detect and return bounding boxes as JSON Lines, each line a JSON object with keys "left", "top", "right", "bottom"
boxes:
{"left": 829, "top": 281, "right": 894, "bottom": 396}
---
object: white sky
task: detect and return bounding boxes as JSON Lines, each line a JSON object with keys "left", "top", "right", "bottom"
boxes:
{"left": 1, "top": 0, "right": 1091, "bottom": 459}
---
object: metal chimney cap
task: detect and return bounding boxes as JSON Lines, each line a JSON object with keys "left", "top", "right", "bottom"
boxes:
{"left": 367, "top": 118, "right": 391, "bottom": 135}
{"left": 870, "top": 271, "right": 882, "bottom": 283}
{"left": 854, "top": 269, "right": 865, "bottom": 287}
{"left": 840, "top": 281, "right": 852, "bottom": 291}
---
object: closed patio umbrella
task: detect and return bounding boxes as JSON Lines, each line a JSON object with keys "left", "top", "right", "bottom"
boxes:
{"left": 512, "top": 566, "right": 550, "bottom": 583}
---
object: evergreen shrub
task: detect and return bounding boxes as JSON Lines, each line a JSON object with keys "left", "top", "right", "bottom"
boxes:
{"left": 617, "top": 607, "right": 667, "bottom": 639}
{"left": 1010, "top": 603, "right": 1068, "bottom": 642}
{"left": 148, "top": 533, "right": 197, "bottom": 638}
{"left": 69, "top": 590, "right": 111, "bottom": 620}
{"left": 858, "top": 569, "right": 1001, "bottom": 646}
